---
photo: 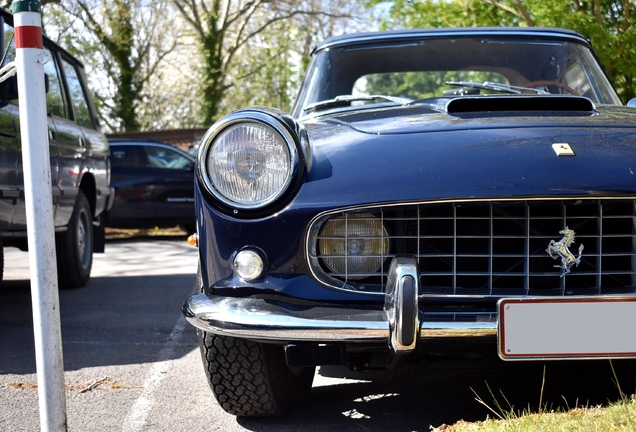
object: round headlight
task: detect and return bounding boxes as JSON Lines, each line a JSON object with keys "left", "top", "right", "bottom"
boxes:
{"left": 319, "top": 213, "right": 389, "bottom": 279}
{"left": 201, "top": 115, "right": 298, "bottom": 209}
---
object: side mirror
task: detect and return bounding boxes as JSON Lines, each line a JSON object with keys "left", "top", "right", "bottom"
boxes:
{"left": 0, "top": 73, "right": 18, "bottom": 101}
{"left": 628, "top": 98, "right": 636, "bottom": 108}
{"left": 0, "top": 73, "right": 49, "bottom": 102}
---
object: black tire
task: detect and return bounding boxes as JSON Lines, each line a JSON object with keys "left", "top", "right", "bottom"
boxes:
{"left": 199, "top": 332, "right": 315, "bottom": 417}
{"left": 56, "top": 190, "right": 93, "bottom": 289}
{"left": 93, "top": 213, "right": 106, "bottom": 253}
{"left": 195, "top": 262, "right": 314, "bottom": 417}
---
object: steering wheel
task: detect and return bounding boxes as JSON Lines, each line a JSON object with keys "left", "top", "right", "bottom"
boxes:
{"left": 524, "top": 80, "right": 578, "bottom": 95}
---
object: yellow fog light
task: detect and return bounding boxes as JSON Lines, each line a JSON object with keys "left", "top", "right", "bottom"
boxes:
{"left": 319, "top": 213, "right": 388, "bottom": 279}
{"left": 234, "top": 249, "right": 265, "bottom": 281}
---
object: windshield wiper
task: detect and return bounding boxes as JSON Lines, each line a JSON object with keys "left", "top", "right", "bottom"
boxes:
{"left": 445, "top": 81, "right": 549, "bottom": 95}
{"left": 303, "top": 94, "right": 413, "bottom": 113}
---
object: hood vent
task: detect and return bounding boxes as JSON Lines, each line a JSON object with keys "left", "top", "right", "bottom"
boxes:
{"left": 446, "top": 96, "right": 596, "bottom": 114}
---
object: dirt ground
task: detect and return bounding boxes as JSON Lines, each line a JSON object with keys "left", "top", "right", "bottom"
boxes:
{"left": 105, "top": 226, "right": 189, "bottom": 240}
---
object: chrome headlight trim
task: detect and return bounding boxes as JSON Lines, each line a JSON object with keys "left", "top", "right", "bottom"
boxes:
{"left": 197, "top": 111, "right": 300, "bottom": 210}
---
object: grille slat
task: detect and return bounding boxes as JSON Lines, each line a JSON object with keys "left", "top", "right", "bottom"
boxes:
{"left": 309, "top": 199, "right": 636, "bottom": 296}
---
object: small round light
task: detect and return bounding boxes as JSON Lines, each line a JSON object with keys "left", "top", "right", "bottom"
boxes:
{"left": 234, "top": 249, "right": 264, "bottom": 281}
{"left": 319, "top": 213, "right": 388, "bottom": 279}
{"left": 187, "top": 233, "right": 198, "bottom": 247}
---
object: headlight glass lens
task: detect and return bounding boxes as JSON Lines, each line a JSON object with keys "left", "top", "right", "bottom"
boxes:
{"left": 234, "top": 249, "right": 265, "bottom": 281}
{"left": 206, "top": 122, "right": 294, "bottom": 207}
{"left": 319, "top": 213, "right": 389, "bottom": 279}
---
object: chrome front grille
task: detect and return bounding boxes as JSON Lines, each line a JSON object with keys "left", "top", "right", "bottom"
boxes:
{"left": 308, "top": 199, "right": 636, "bottom": 296}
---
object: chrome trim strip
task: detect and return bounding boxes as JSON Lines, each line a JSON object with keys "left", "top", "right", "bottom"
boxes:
{"left": 183, "top": 293, "right": 497, "bottom": 344}
{"left": 306, "top": 196, "right": 636, "bottom": 229}
{"left": 314, "top": 29, "right": 591, "bottom": 55}
{"left": 183, "top": 293, "right": 389, "bottom": 342}
{"left": 196, "top": 110, "right": 300, "bottom": 211}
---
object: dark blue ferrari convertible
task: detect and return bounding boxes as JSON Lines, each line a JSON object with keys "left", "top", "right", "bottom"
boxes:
{"left": 183, "top": 27, "right": 636, "bottom": 416}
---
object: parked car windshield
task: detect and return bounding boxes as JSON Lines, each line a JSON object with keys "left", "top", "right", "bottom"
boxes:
{"left": 291, "top": 35, "right": 622, "bottom": 117}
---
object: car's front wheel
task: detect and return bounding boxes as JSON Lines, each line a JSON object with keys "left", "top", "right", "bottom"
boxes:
{"left": 199, "top": 332, "right": 315, "bottom": 417}
{"left": 56, "top": 190, "right": 93, "bottom": 289}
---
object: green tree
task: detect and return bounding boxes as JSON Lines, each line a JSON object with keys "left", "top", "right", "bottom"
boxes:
{"left": 45, "top": 0, "right": 177, "bottom": 131}
{"left": 222, "top": 0, "right": 359, "bottom": 114}
{"left": 173, "top": 0, "right": 355, "bottom": 124}
{"left": 44, "top": 0, "right": 359, "bottom": 129}
{"left": 224, "top": 20, "right": 296, "bottom": 111}
{"left": 372, "top": 0, "right": 636, "bottom": 102}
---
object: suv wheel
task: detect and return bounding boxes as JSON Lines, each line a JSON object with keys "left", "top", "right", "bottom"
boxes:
{"left": 56, "top": 190, "right": 93, "bottom": 289}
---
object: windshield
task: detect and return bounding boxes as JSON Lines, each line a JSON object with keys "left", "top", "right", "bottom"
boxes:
{"left": 291, "top": 35, "right": 621, "bottom": 118}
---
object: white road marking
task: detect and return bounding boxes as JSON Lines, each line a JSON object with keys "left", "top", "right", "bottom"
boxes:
{"left": 121, "top": 316, "right": 187, "bottom": 432}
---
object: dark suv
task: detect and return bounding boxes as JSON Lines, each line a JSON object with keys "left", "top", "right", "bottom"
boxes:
{"left": 0, "top": 9, "right": 112, "bottom": 288}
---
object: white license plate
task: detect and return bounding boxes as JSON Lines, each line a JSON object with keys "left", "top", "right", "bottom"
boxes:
{"left": 498, "top": 297, "right": 636, "bottom": 360}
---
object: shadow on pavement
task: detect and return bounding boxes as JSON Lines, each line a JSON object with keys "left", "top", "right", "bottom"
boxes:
{"left": 3, "top": 257, "right": 636, "bottom": 430}
{"left": 236, "top": 359, "right": 636, "bottom": 431}
{"left": 0, "top": 273, "right": 197, "bottom": 374}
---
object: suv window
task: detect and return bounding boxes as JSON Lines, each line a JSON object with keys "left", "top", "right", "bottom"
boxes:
{"left": 1, "top": 20, "right": 14, "bottom": 67}
{"left": 61, "top": 59, "right": 93, "bottom": 128}
{"left": 43, "top": 51, "right": 67, "bottom": 118}
{"left": 2, "top": 21, "right": 67, "bottom": 118}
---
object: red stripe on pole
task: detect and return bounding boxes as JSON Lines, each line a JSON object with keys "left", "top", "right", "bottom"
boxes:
{"left": 15, "top": 26, "right": 43, "bottom": 49}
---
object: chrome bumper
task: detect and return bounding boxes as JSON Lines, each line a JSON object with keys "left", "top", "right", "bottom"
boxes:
{"left": 183, "top": 258, "right": 497, "bottom": 354}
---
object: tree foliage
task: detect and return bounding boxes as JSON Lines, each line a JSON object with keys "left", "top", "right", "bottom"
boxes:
{"left": 173, "top": 0, "right": 356, "bottom": 125}
{"left": 40, "top": 0, "right": 359, "bottom": 130}
{"left": 44, "top": 0, "right": 178, "bottom": 132}
{"left": 372, "top": 0, "right": 636, "bottom": 102}
{"left": 221, "top": 0, "right": 359, "bottom": 115}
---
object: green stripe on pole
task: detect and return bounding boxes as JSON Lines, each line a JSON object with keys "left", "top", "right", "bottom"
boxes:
{"left": 11, "top": 0, "right": 41, "bottom": 13}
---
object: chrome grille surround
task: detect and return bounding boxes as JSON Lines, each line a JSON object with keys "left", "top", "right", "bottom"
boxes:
{"left": 307, "top": 198, "right": 636, "bottom": 297}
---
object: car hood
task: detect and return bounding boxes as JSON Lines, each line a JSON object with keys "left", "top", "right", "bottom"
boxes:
{"left": 294, "top": 100, "right": 636, "bottom": 210}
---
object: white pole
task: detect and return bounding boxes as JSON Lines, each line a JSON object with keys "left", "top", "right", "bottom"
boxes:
{"left": 12, "top": 1, "right": 68, "bottom": 431}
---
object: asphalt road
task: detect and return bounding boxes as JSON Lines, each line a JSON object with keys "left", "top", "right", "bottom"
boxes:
{"left": 1, "top": 236, "right": 635, "bottom": 431}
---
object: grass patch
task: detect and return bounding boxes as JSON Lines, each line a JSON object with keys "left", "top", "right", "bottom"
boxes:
{"left": 434, "top": 400, "right": 636, "bottom": 431}
{"left": 434, "top": 362, "right": 636, "bottom": 431}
